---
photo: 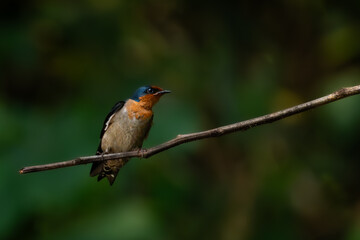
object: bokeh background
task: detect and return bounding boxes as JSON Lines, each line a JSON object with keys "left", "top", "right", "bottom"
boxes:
{"left": 1, "top": 1, "right": 360, "bottom": 239}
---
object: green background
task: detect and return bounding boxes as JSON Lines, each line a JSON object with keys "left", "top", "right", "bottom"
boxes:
{"left": 1, "top": 1, "right": 360, "bottom": 239}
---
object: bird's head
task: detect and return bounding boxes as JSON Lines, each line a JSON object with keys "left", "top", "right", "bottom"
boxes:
{"left": 130, "top": 85, "right": 171, "bottom": 109}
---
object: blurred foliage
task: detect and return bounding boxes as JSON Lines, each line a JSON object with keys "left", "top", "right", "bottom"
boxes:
{"left": 1, "top": 0, "right": 360, "bottom": 239}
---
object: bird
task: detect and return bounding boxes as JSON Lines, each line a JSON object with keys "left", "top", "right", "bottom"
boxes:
{"left": 90, "top": 85, "right": 171, "bottom": 185}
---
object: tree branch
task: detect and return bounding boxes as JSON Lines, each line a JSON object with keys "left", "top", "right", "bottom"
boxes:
{"left": 19, "top": 85, "right": 360, "bottom": 174}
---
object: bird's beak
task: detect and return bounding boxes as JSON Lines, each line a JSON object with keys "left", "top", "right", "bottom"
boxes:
{"left": 154, "top": 90, "right": 171, "bottom": 96}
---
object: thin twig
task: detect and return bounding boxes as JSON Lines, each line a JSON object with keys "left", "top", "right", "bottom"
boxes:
{"left": 19, "top": 85, "right": 360, "bottom": 174}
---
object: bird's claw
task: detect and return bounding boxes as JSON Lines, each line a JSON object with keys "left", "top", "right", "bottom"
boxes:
{"left": 137, "top": 149, "right": 146, "bottom": 158}
{"left": 98, "top": 150, "right": 109, "bottom": 162}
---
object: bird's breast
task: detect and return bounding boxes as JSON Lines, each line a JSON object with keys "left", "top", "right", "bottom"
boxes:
{"left": 125, "top": 99, "right": 153, "bottom": 120}
{"left": 101, "top": 102, "right": 153, "bottom": 153}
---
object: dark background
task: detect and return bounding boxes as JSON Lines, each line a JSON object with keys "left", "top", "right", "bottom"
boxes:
{"left": 1, "top": 1, "right": 360, "bottom": 239}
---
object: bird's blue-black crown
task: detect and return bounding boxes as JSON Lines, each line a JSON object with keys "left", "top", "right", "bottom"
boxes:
{"left": 130, "top": 85, "right": 155, "bottom": 102}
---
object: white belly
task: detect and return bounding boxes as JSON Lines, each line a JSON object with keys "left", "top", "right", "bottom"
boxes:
{"left": 101, "top": 108, "right": 152, "bottom": 153}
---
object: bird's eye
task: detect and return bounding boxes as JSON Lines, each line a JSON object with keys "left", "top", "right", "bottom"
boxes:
{"left": 146, "top": 88, "right": 155, "bottom": 94}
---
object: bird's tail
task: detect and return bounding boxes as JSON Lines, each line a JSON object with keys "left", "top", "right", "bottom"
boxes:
{"left": 90, "top": 158, "right": 129, "bottom": 185}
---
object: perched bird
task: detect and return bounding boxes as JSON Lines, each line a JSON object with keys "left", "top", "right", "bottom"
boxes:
{"left": 90, "top": 85, "right": 170, "bottom": 185}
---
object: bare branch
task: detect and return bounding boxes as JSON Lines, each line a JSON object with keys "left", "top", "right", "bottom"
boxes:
{"left": 19, "top": 85, "right": 360, "bottom": 174}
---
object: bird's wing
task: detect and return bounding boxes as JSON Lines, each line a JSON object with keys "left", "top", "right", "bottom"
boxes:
{"left": 91, "top": 100, "right": 125, "bottom": 178}
{"left": 96, "top": 100, "right": 125, "bottom": 154}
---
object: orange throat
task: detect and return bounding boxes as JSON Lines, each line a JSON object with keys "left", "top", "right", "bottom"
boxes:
{"left": 126, "top": 99, "right": 154, "bottom": 120}
{"left": 138, "top": 94, "right": 161, "bottom": 110}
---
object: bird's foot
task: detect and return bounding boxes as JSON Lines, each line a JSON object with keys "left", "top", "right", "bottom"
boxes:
{"left": 98, "top": 150, "right": 109, "bottom": 162}
{"left": 137, "top": 149, "right": 147, "bottom": 158}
